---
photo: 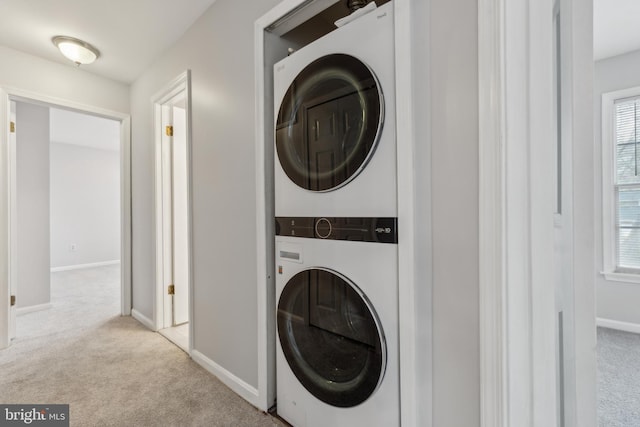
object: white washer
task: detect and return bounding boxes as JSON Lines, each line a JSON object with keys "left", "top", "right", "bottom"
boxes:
{"left": 273, "top": 2, "right": 396, "bottom": 218}
{"left": 275, "top": 217, "right": 399, "bottom": 427}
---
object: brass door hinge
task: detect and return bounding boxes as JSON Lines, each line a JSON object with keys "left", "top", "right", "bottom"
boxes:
{"left": 10, "top": 121, "right": 15, "bottom": 133}
{"left": 10, "top": 295, "right": 16, "bottom": 306}
{"left": 165, "top": 125, "right": 173, "bottom": 137}
{"left": 168, "top": 284, "right": 175, "bottom": 295}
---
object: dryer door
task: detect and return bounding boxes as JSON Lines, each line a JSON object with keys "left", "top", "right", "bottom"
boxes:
{"left": 276, "top": 54, "right": 383, "bottom": 192}
{"left": 277, "top": 268, "right": 386, "bottom": 407}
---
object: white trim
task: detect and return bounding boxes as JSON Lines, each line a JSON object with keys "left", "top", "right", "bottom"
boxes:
{"left": 601, "top": 271, "right": 640, "bottom": 284}
{"left": 478, "top": 0, "right": 507, "bottom": 425}
{"left": 597, "top": 318, "right": 640, "bottom": 334}
{"left": 16, "top": 302, "right": 51, "bottom": 315}
{"left": 191, "top": 350, "right": 261, "bottom": 409}
{"left": 50, "top": 260, "right": 120, "bottom": 273}
{"left": 479, "top": 0, "right": 559, "bottom": 425}
{"left": 120, "top": 116, "right": 132, "bottom": 317}
{"left": 131, "top": 308, "right": 157, "bottom": 331}
{"left": 1, "top": 89, "right": 10, "bottom": 349}
{"left": 394, "top": 1, "right": 426, "bottom": 427}
{"left": 0, "top": 86, "right": 132, "bottom": 350}
{"left": 8, "top": 100, "right": 16, "bottom": 340}
{"left": 254, "top": 8, "right": 273, "bottom": 413}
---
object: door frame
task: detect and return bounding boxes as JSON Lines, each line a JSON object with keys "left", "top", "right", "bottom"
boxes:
{"left": 478, "top": 0, "right": 558, "bottom": 423}
{"left": 152, "top": 71, "right": 193, "bottom": 351}
{"left": 478, "top": 0, "right": 596, "bottom": 425}
{"left": 0, "top": 86, "right": 132, "bottom": 349}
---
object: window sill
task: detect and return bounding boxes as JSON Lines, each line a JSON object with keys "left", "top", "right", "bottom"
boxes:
{"left": 601, "top": 271, "right": 640, "bottom": 284}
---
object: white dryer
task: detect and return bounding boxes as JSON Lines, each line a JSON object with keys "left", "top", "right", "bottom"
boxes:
{"left": 275, "top": 216, "right": 399, "bottom": 427}
{"left": 273, "top": 2, "right": 396, "bottom": 218}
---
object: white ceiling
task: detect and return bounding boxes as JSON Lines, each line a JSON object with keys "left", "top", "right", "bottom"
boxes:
{"left": 594, "top": 0, "right": 640, "bottom": 61}
{"left": 50, "top": 108, "right": 120, "bottom": 151}
{"left": 0, "top": 0, "right": 634, "bottom": 80}
{"left": 0, "top": 0, "right": 218, "bottom": 83}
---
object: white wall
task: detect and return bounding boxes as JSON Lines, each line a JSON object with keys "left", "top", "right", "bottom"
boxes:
{"left": 0, "top": 46, "right": 129, "bottom": 114}
{"left": 15, "top": 102, "right": 50, "bottom": 309}
{"left": 50, "top": 142, "right": 120, "bottom": 269}
{"left": 594, "top": 49, "right": 640, "bottom": 326}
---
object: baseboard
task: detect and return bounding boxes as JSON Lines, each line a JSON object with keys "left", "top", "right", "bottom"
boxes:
{"left": 16, "top": 303, "right": 52, "bottom": 315}
{"left": 597, "top": 317, "right": 640, "bottom": 334}
{"left": 50, "top": 260, "right": 120, "bottom": 273}
{"left": 131, "top": 309, "right": 157, "bottom": 331}
{"left": 191, "top": 349, "right": 260, "bottom": 408}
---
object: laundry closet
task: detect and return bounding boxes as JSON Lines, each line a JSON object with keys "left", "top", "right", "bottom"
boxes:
{"left": 255, "top": 1, "right": 404, "bottom": 426}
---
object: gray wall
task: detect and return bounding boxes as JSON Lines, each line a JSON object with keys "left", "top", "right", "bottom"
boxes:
{"left": 594, "top": 49, "right": 640, "bottom": 325}
{"left": 50, "top": 143, "right": 120, "bottom": 268}
{"left": 15, "top": 102, "right": 50, "bottom": 308}
{"left": 130, "top": 0, "right": 480, "bottom": 424}
{"left": 429, "top": 0, "right": 480, "bottom": 425}
{"left": 130, "top": 0, "right": 283, "bottom": 388}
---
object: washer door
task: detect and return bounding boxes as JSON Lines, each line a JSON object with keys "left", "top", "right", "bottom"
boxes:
{"left": 276, "top": 54, "right": 383, "bottom": 192}
{"left": 277, "top": 268, "right": 386, "bottom": 407}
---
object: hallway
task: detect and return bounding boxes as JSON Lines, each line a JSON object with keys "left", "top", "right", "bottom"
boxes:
{"left": 0, "top": 266, "right": 283, "bottom": 426}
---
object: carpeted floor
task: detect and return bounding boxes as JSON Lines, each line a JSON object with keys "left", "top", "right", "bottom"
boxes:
{"left": 0, "top": 265, "right": 285, "bottom": 426}
{"left": 598, "top": 327, "right": 640, "bottom": 427}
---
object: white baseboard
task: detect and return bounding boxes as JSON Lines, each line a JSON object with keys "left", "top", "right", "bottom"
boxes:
{"left": 51, "top": 260, "right": 120, "bottom": 273}
{"left": 597, "top": 317, "right": 640, "bottom": 334}
{"left": 191, "top": 349, "right": 260, "bottom": 408}
{"left": 16, "top": 303, "right": 52, "bottom": 316}
{"left": 131, "top": 309, "right": 157, "bottom": 331}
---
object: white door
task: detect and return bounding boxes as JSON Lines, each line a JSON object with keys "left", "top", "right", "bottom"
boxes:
{"left": 171, "top": 103, "right": 189, "bottom": 325}
{"left": 8, "top": 100, "right": 16, "bottom": 340}
{"left": 161, "top": 93, "right": 189, "bottom": 327}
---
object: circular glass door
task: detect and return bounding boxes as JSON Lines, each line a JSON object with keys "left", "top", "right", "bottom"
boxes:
{"left": 277, "top": 268, "right": 386, "bottom": 407}
{"left": 276, "top": 54, "right": 384, "bottom": 192}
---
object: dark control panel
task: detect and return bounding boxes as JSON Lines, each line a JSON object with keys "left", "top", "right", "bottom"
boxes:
{"left": 275, "top": 217, "right": 398, "bottom": 244}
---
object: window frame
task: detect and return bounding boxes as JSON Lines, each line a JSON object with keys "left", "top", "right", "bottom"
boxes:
{"left": 602, "top": 87, "right": 640, "bottom": 283}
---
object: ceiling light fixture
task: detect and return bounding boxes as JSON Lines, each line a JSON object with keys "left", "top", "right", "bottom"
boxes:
{"left": 52, "top": 36, "right": 100, "bottom": 66}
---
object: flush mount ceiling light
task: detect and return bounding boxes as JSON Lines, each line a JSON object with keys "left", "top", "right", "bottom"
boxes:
{"left": 52, "top": 36, "right": 100, "bottom": 66}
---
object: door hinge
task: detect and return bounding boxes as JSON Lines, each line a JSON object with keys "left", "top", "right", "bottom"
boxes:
{"left": 165, "top": 125, "right": 173, "bottom": 137}
{"left": 167, "top": 284, "right": 175, "bottom": 295}
{"left": 10, "top": 295, "right": 16, "bottom": 306}
{"left": 10, "top": 121, "right": 15, "bottom": 133}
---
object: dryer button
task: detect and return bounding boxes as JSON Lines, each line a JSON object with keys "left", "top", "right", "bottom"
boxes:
{"left": 315, "top": 218, "right": 332, "bottom": 239}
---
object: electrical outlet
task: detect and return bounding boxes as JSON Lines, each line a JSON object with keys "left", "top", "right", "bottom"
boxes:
{"left": 70, "top": 244, "right": 77, "bottom": 252}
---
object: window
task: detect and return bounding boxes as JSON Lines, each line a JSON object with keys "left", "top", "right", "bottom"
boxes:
{"left": 602, "top": 89, "right": 640, "bottom": 281}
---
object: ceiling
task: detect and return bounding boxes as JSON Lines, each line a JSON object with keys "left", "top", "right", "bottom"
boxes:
{"left": 594, "top": 0, "right": 640, "bottom": 61}
{"left": 0, "top": 0, "right": 635, "bottom": 82}
{"left": 0, "top": 0, "right": 218, "bottom": 84}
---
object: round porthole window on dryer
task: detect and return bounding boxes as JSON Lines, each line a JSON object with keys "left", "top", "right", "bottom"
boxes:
{"left": 277, "top": 268, "right": 386, "bottom": 407}
{"left": 275, "top": 54, "right": 384, "bottom": 192}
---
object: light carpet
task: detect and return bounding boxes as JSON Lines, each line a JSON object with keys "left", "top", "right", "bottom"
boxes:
{"left": 598, "top": 326, "right": 640, "bottom": 427}
{"left": 0, "top": 265, "right": 285, "bottom": 426}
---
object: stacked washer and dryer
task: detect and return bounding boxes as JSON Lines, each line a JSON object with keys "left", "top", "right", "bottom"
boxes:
{"left": 273, "top": 2, "right": 399, "bottom": 426}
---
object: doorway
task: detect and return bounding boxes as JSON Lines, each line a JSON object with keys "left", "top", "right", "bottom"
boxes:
{"left": 153, "top": 71, "right": 192, "bottom": 353}
{"left": 0, "top": 89, "right": 132, "bottom": 350}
